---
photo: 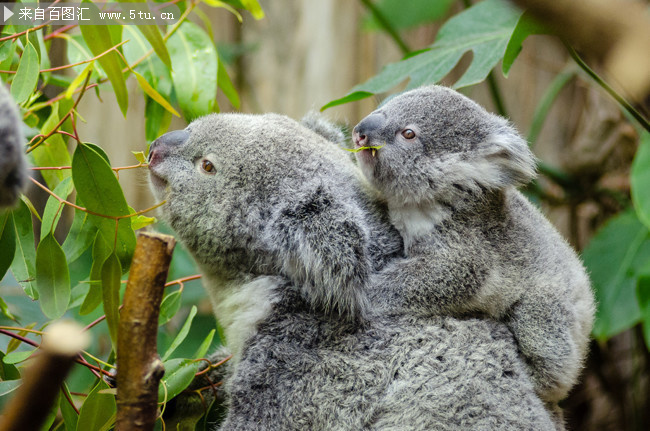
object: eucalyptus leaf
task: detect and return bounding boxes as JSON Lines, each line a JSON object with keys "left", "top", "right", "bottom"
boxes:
{"left": 0, "top": 211, "right": 16, "bottom": 280}
{"left": 168, "top": 22, "right": 218, "bottom": 121}
{"left": 101, "top": 252, "right": 121, "bottom": 348}
{"left": 582, "top": 210, "right": 650, "bottom": 340}
{"left": 62, "top": 196, "right": 99, "bottom": 263}
{"left": 72, "top": 143, "right": 136, "bottom": 272}
{"left": 9, "top": 200, "right": 37, "bottom": 299}
{"left": 10, "top": 41, "right": 39, "bottom": 104}
{"left": 631, "top": 131, "right": 650, "bottom": 230}
{"left": 40, "top": 177, "right": 74, "bottom": 240}
{"left": 79, "top": 7, "right": 128, "bottom": 115}
{"left": 162, "top": 306, "right": 197, "bottom": 361}
{"left": 80, "top": 232, "right": 111, "bottom": 315}
{"left": 323, "top": 0, "right": 521, "bottom": 110}
{"left": 36, "top": 232, "right": 71, "bottom": 319}
{"left": 76, "top": 381, "right": 116, "bottom": 431}
{"left": 158, "top": 358, "right": 200, "bottom": 402}
{"left": 30, "top": 103, "right": 72, "bottom": 189}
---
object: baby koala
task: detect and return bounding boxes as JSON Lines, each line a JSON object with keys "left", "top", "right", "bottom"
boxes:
{"left": 352, "top": 85, "right": 595, "bottom": 403}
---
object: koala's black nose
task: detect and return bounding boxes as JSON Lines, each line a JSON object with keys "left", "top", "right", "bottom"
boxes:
{"left": 353, "top": 113, "right": 384, "bottom": 147}
{"left": 148, "top": 130, "right": 189, "bottom": 163}
{"left": 354, "top": 113, "right": 384, "bottom": 136}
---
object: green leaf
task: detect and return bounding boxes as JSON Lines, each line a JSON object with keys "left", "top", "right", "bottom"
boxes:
{"left": 133, "top": 70, "right": 180, "bottom": 117}
{"left": 130, "top": 214, "right": 156, "bottom": 231}
{"left": 217, "top": 53, "right": 240, "bottom": 109}
{"left": 40, "top": 177, "right": 74, "bottom": 240}
{"left": 637, "top": 275, "right": 650, "bottom": 349}
{"left": 632, "top": 131, "right": 650, "bottom": 230}
{"left": 66, "top": 61, "right": 94, "bottom": 99}
{"left": 502, "top": 12, "right": 549, "bottom": 76}
{"left": 60, "top": 385, "right": 79, "bottom": 431}
{"left": 30, "top": 103, "right": 73, "bottom": 190}
{"left": 3, "top": 348, "right": 35, "bottom": 364}
{"left": 0, "top": 296, "right": 17, "bottom": 321}
{"left": 72, "top": 143, "right": 136, "bottom": 272}
{"left": 36, "top": 232, "right": 71, "bottom": 319}
{"left": 0, "top": 211, "right": 16, "bottom": 280}
{"left": 583, "top": 210, "right": 650, "bottom": 340}
{"left": 80, "top": 232, "right": 111, "bottom": 315}
{"left": 158, "top": 358, "right": 200, "bottom": 402}
{"left": 62, "top": 197, "right": 99, "bottom": 263}
{"left": 79, "top": 12, "right": 128, "bottom": 115}
{"left": 9, "top": 200, "right": 37, "bottom": 299}
{"left": 363, "top": 0, "right": 455, "bottom": 31}
{"left": 162, "top": 306, "right": 197, "bottom": 361}
{"left": 137, "top": 25, "right": 171, "bottom": 69}
{"left": 0, "top": 380, "right": 21, "bottom": 397}
{"left": 132, "top": 151, "right": 146, "bottom": 164}
{"left": 168, "top": 22, "right": 218, "bottom": 121}
{"left": 0, "top": 351, "right": 20, "bottom": 380}
{"left": 101, "top": 252, "right": 121, "bottom": 348}
{"left": 117, "top": 0, "right": 172, "bottom": 68}
{"left": 240, "top": 0, "right": 264, "bottom": 19}
{"left": 76, "top": 381, "right": 116, "bottom": 431}
{"left": 145, "top": 95, "right": 173, "bottom": 143}
{"left": 10, "top": 41, "right": 40, "bottom": 104}
{"left": 159, "top": 290, "right": 182, "bottom": 326}
{"left": 194, "top": 329, "right": 216, "bottom": 359}
{"left": 323, "top": 0, "right": 521, "bottom": 109}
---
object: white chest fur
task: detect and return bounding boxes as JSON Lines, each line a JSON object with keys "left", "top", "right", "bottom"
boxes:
{"left": 203, "top": 274, "right": 282, "bottom": 363}
{"left": 388, "top": 203, "right": 449, "bottom": 249}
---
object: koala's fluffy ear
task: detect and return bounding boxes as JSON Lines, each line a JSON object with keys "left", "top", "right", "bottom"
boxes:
{"left": 0, "top": 84, "right": 28, "bottom": 208}
{"left": 300, "top": 111, "right": 347, "bottom": 147}
{"left": 267, "top": 186, "right": 370, "bottom": 321}
{"left": 479, "top": 124, "right": 537, "bottom": 189}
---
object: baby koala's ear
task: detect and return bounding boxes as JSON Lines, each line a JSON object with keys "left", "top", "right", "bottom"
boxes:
{"left": 480, "top": 124, "right": 537, "bottom": 188}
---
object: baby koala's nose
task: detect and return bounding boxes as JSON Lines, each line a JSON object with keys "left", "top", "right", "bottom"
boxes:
{"left": 353, "top": 113, "right": 384, "bottom": 147}
{"left": 148, "top": 130, "right": 189, "bottom": 165}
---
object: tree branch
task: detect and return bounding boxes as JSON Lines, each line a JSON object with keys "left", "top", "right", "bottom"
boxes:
{"left": 116, "top": 232, "right": 176, "bottom": 431}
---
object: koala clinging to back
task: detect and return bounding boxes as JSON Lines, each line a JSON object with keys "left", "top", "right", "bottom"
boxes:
{"left": 352, "top": 85, "right": 595, "bottom": 403}
{"left": 149, "top": 112, "right": 560, "bottom": 429}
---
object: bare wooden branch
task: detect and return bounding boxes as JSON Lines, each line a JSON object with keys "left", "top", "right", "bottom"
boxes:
{"left": 116, "top": 232, "right": 176, "bottom": 431}
{"left": 511, "top": 0, "right": 650, "bottom": 103}
{"left": 0, "top": 322, "right": 90, "bottom": 431}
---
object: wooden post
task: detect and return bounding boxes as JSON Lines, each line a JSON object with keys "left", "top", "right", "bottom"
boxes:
{"left": 116, "top": 232, "right": 175, "bottom": 431}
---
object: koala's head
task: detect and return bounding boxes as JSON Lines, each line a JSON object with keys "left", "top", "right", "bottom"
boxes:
{"left": 148, "top": 113, "right": 400, "bottom": 318}
{"left": 352, "top": 85, "right": 536, "bottom": 208}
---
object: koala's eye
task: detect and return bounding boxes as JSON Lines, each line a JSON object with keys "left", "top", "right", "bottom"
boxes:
{"left": 200, "top": 159, "right": 216, "bottom": 174}
{"left": 401, "top": 129, "right": 416, "bottom": 139}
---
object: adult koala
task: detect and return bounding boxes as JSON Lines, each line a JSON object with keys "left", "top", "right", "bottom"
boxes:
{"left": 149, "top": 113, "right": 559, "bottom": 430}
{"left": 0, "top": 84, "right": 28, "bottom": 207}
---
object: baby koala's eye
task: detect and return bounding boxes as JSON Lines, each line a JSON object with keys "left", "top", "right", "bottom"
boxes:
{"left": 200, "top": 159, "right": 216, "bottom": 174}
{"left": 401, "top": 129, "right": 416, "bottom": 139}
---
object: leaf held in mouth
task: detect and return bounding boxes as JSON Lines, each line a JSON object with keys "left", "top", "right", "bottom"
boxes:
{"left": 343, "top": 144, "right": 385, "bottom": 153}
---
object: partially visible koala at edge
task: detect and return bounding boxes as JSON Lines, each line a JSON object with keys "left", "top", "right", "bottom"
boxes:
{"left": 149, "top": 112, "right": 560, "bottom": 430}
{"left": 351, "top": 85, "right": 595, "bottom": 405}
{"left": 0, "top": 84, "right": 28, "bottom": 208}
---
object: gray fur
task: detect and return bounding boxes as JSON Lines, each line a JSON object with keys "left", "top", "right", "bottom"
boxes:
{"left": 352, "top": 85, "right": 595, "bottom": 404}
{"left": 149, "top": 112, "right": 559, "bottom": 429}
{"left": 0, "top": 84, "right": 28, "bottom": 207}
